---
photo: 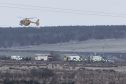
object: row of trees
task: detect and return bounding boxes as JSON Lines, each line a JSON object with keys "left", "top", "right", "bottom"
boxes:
{"left": 0, "top": 25, "right": 126, "bottom": 47}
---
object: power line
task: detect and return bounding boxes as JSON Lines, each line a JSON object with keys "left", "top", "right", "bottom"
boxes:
{"left": 0, "top": 3, "right": 113, "bottom": 14}
{"left": 0, "top": 2, "right": 125, "bottom": 16}
{"left": 0, "top": 3, "right": 126, "bottom": 19}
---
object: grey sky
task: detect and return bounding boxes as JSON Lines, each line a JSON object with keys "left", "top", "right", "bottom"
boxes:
{"left": 0, "top": 0, "right": 126, "bottom": 27}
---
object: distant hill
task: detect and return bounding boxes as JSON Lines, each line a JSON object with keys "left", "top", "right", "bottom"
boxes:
{"left": 0, "top": 25, "right": 126, "bottom": 48}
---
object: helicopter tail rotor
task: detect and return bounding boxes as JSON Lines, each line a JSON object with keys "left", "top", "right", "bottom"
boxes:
{"left": 35, "top": 19, "right": 39, "bottom": 26}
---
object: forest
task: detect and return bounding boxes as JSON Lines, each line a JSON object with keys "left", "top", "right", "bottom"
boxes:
{"left": 0, "top": 25, "right": 126, "bottom": 48}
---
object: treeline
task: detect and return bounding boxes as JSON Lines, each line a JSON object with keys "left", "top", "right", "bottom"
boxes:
{"left": 0, "top": 25, "right": 126, "bottom": 47}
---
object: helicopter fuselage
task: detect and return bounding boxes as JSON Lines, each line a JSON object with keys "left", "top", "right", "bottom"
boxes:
{"left": 20, "top": 19, "right": 31, "bottom": 26}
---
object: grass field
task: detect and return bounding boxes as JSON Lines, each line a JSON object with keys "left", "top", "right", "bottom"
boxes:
{"left": 7, "top": 38, "right": 126, "bottom": 53}
{"left": 0, "top": 38, "right": 126, "bottom": 57}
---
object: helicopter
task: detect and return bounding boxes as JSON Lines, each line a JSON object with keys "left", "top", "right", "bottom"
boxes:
{"left": 19, "top": 18, "right": 39, "bottom": 26}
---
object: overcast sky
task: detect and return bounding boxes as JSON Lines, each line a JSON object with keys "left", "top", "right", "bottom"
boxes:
{"left": 0, "top": 0, "right": 126, "bottom": 27}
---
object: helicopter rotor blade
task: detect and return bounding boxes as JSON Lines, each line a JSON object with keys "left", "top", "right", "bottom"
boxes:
{"left": 17, "top": 17, "right": 37, "bottom": 19}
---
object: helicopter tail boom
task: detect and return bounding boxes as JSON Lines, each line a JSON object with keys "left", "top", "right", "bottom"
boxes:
{"left": 31, "top": 19, "right": 39, "bottom": 26}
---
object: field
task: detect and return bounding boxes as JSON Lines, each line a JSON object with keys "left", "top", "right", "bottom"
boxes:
{"left": 0, "top": 39, "right": 126, "bottom": 58}
{"left": 0, "top": 60, "right": 126, "bottom": 84}
{"left": 0, "top": 38, "right": 126, "bottom": 84}
{"left": 6, "top": 39, "right": 126, "bottom": 53}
